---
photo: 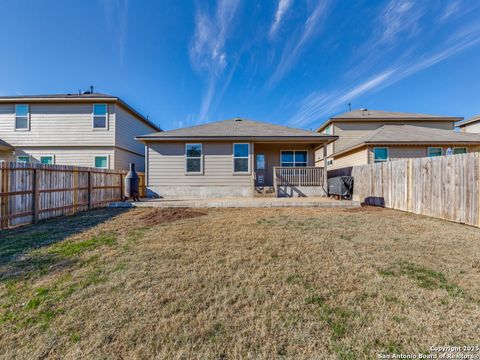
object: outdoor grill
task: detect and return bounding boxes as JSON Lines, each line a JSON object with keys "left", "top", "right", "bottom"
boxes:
{"left": 328, "top": 176, "right": 354, "bottom": 199}
{"left": 124, "top": 163, "right": 140, "bottom": 201}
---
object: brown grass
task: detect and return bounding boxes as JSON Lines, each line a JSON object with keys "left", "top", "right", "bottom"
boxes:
{"left": 1, "top": 207, "right": 480, "bottom": 359}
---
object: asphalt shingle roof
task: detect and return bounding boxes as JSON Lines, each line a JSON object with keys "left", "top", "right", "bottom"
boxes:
{"left": 335, "top": 125, "right": 480, "bottom": 156}
{"left": 0, "top": 139, "right": 14, "bottom": 150}
{"left": 138, "top": 118, "right": 335, "bottom": 139}
{"left": 331, "top": 109, "right": 460, "bottom": 119}
{"left": 456, "top": 115, "right": 480, "bottom": 126}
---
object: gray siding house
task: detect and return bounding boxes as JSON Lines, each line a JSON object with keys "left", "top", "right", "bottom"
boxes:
{"left": 137, "top": 118, "right": 337, "bottom": 198}
{"left": 0, "top": 93, "right": 160, "bottom": 171}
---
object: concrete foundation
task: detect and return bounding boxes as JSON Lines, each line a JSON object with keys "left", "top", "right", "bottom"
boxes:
{"left": 147, "top": 185, "right": 255, "bottom": 199}
{"left": 276, "top": 185, "right": 326, "bottom": 198}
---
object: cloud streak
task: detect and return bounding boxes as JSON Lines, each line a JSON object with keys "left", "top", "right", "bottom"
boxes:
{"left": 268, "top": 0, "right": 331, "bottom": 86}
{"left": 269, "top": 0, "right": 293, "bottom": 39}
{"left": 103, "top": 0, "right": 129, "bottom": 64}
{"left": 189, "top": 0, "right": 240, "bottom": 121}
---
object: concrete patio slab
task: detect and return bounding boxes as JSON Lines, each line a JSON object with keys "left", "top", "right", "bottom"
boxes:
{"left": 131, "top": 197, "right": 360, "bottom": 209}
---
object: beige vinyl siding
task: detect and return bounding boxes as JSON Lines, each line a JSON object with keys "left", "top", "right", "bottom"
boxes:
{"left": 114, "top": 147, "right": 145, "bottom": 172}
{"left": 7, "top": 147, "right": 115, "bottom": 168}
{"left": 147, "top": 141, "right": 253, "bottom": 187}
{"left": 254, "top": 143, "right": 315, "bottom": 186}
{"left": 333, "top": 121, "right": 454, "bottom": 153}
{"left": 461, "top": 122, "right": 480, "bottom": 133}
{"left": 0, "top": 103, "right": 115, "bottom": 147}
{"left": 367, "top": 145, "right": 480, "bottom": 163}
{"left": 114, "top": 105, "right": 156, "bottom": 155}
{"left": 330, "top": 147, "right": 368, "bottom": 170}
{"left": 0, "top": 151, "right": 15, "bottom": 162}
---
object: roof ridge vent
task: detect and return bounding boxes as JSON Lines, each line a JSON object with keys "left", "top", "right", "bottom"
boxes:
{"left": 234, "top": 117, "right": 242, "bottom": 122}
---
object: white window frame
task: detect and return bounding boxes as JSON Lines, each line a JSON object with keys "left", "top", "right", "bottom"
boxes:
{"left": 324, "top": 125, "right": 332, "bottom": 135}
{"left": 17, "top": 155, "right": 31, "bottom": 163}
{"left": 92, "top": 104, "right": 108, "bottom": 130}
{"left": 40, "top": 155, "right": 55, "bottom": 165}
{"left": 185, "top": 143, "right": 203, "bottom": 175}
{"left": 327, "top": 159, "right": 333, "bottom": 166}
{"left": 94, "top": 155, "right": 110, "bottom": 169}
{"left": 280, "top": 150, "right": 309, "bottom": 167}
{"left": 233, "top": 143, "right": 251, "bottom": 174}
{"left": 427, "top": 147, "right": 443, "bottom": 157}
{"left": 453, "top": 147, "right": 467, "bottom": 155}
{"left": 373, "top": 147, "right": 389, "bottom": 163}
{"left": 15, "top": 104, "right": 30, "bottom": 131}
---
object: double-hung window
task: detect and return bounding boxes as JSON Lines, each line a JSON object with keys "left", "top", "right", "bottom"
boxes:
{"left": 453, "top": 147, "right": 467, "bottom": 155}
{"left": 428, "top": 147, "right": 442, "bottom": 157}
{"left": 373, "top": 147, "right": 388, "bottom": 163}
{"left": 233, "top": 143, "right": 250, "bottom": 173}
{"left": 280, "top": 150, "right": 308, "bottom": 167}
{"left": 94, "top": 156, "right": 109, "bottom": 169}
{"left": 15, "top": 104, "right": 29, "bottom": 130}
{"left": 93, "top": 104, "right": 108, "bottom": 129}
{"left": 185, "top": 144, "right": 202, "bottom": 173}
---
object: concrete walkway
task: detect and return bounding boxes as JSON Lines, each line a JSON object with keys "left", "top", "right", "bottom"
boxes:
{"left": 130, "top": 197, "right": 360, "bottom": 209}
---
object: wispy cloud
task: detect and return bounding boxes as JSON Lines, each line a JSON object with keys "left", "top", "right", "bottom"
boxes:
{"left": 378, "top": 0, "right": 423, "bottom": 44}
{"left": 103, "top": 0, "right": 129, "bottom": 64}
{"left": 288, "top": 22, "right": 480, "bottom": 128}
{"left": 268, "top": 0, "right": 332, "bottom": 86}
{"left": 269, "top": 0, "right": 293, "bottom": 39}
{"left": 189, "top": 0, "right": 240, "bottom": 121}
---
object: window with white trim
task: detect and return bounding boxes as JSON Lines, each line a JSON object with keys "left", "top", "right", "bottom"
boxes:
{"left": 15, "top": 104, "right": 29, "bottom": 130}
{"left": 17, "top": 156, "right": 30, "bottom": 163}
{"left": 93, "top": 104, "right": 108, "bottom": 129}
{"left": 373, "top": 147, "right": 388, "bottom": 163}
{"left": 428, "top": 147, "right": 442, "bottom": 157}
{"left": 233, "top": 143, "right": 250, "bottom": 173}
{"left": 94, "top": 156, "right": 109, "bottom": 169}
{"left": 327, "top": 159, "right": 333, "bottom": 166}
{"left": 40, "top": 155, "right": 54, "bottom": 164}
{"left": 453, "top": 147, "right": 467, "bottom": 155}
{"left": 280, "top": 150, "right": 307, "bottom": 167}
{"left": 185, "top": 144, "right": 202, "bottom": 173}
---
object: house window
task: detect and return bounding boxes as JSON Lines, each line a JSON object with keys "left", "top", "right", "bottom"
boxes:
{"left": 324, "top": 125, "right": 332, "bottom": 135}
{"left": 94, "top": 156, "right": 109, "bottom": 169}
{"left": 15, "top": 104, "right": 29, "bottom": 130}
{"left": 327, "top": 159, "right": 333, "bottom": 166}
{"left": 428, "top": 147, "right": 442, "bottom": 157}
{"left": 454, "top": 147, "right": 467, "bottom": 155}
{"left": 373, "top": 147, "right": 388, "bottom": 163}
{"left": 185, "top": 144, "right": 202, "bottom": 173}
{"left": 233, "top": 143, "right": 250, "bottom": 173}
{"left": 281, "top": 150, "right": 308, "bottom": 167}
{"left": 40, "top": 155, "right": 54, "bottom": 164}
{"left": 93, "top": 104, "right": 108, "bottom": 129}
{"left": 17, "top": 156, "right": 30, "bottom": 163}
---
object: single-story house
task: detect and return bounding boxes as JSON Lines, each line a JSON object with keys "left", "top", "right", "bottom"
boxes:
{"left": 136, "top": 118, "right": 337, "bottom": 198}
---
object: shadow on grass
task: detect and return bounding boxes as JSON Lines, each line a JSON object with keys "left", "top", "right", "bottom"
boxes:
{"left": 0, "top": 208, "right": 128, "bottom": 282}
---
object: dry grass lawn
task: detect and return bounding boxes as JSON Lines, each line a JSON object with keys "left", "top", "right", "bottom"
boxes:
{"left": 1, "top": 207, "right": 480, "bottom": 359}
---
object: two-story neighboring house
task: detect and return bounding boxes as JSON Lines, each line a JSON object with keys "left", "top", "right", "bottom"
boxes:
{"left": 315, "top": 109, "right": 480, "bottom": 170}
{"left": 0, "top": 93, "right": 160, "bottom": 171}
{"left": 457, "top": 115, "right": 480, "bottom": 133}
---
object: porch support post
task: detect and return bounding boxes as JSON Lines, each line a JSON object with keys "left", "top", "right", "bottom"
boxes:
{"left": 323, "top": 144, "right": 328, "bottom": 196}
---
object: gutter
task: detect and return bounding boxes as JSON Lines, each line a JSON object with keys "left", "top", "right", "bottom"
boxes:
{"left": 135, "top": 135, "right": 339, "bottom": 143}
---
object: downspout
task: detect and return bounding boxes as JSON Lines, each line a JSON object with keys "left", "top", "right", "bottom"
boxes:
{"left": 323, "top": 143, "right": 328, "bottom": 196}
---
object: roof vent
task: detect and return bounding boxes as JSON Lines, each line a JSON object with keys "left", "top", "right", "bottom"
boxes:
{"left": 361, "top": 108, "right": 368, "bottom": 116}
{"left": 234, "top": 118, "right": 242, "bottom": 122}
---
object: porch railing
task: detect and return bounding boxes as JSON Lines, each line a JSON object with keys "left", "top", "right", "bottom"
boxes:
{"left": 273, "top": 166, "right": 324, "bottom": 187}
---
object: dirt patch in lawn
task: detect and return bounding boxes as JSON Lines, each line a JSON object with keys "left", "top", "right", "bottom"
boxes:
{"left": 139, "top": 208, "right": 207, "bottom": 226}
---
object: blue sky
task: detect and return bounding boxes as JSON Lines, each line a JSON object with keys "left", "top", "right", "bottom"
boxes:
{"left": 1, "top": 0, "right": 480, "bottom": 131}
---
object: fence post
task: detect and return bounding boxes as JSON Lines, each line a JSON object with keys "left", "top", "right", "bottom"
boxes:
{"left": 32, "top": 168, "right": 40, "bottom": 224}
{"left": 120, "top": 172, "right": 124, "bottom": 201}
{"left": 88, "top": 171, "right": 93, "bottom": 209}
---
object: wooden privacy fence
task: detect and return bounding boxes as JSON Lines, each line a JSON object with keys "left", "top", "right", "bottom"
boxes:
{"left": 274, "top": 166, "right": 324, "bottom": 187}
{"left": 0, "top": 162, "right": 146, "bottom": 230}
{"left": 351, "top": 153, "right": 480, "bottom": 227}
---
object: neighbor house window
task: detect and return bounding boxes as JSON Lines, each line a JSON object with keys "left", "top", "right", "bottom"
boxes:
{"left": 327, "top": 159, "right": 333, "bottom": 166}
{"left": 373, "top": 147, "right": 388, "bottom": 163}
{"left": 185, "top": 144, "right": 202, "bottom": 173}
{"left": 94, "top": 156, "right": 109, "bottom": 169}
{"left": 280, "top": 150, "right": 308, "bottom": 167}
{"left": 15, "top": 104, "right": 29, "bottom": 130}
{"left": 428, "top": 147, "right": 442, "bottom": 157}
{"left": 93, "top": 104, "right": 108, "bottom": 129}
{"left": 454, "top": 147, "right": 467, "bottom": 155}
{"left": 233, "top": 143, "right": 250, "bottom": 173}
{"left": 17, "top": 156, "right": 30, "bottom": 163}
{"left": 40, "top": 155, "right": 54, "bottom": 164}
{"left": 324, "top": 125, "right": 332, "bottom": 135}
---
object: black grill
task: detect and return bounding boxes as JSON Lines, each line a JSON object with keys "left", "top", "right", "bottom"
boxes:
{"left": 328, "top": 176, "right": 354, "bottom": 198}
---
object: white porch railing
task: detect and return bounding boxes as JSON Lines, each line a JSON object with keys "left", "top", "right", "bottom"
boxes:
{"left": 273, "top": 166, "right": 324, "bottom": 187}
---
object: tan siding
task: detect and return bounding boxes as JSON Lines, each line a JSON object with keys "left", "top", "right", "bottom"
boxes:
{"left": 147, "top": 141, "right": 254, "bottom": 187}
{"left": 330, "top": 147, "right": 368, "bottom": 170}
{"left": 114, "top": 105, "right": 157, "bottom": 155}
{"left": 461, "top": 122, "right": 480, "bottom": 133}
{"left": 0, "top": 104, "right": 115, "bottom": 147}
{"left": 333, "top": 121, "right": 454, "bottom": 153}
{"left": 114, "top": 147, "right": 145, "bottom": 172}
{"left": 3, "top": 147, "right": 115, "bottom": 168}
{"left": 368, "top": 145, "right": 480, "bottom": 163}
{"left": 254, "top": 143, "right": 315, "bottom": 186}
